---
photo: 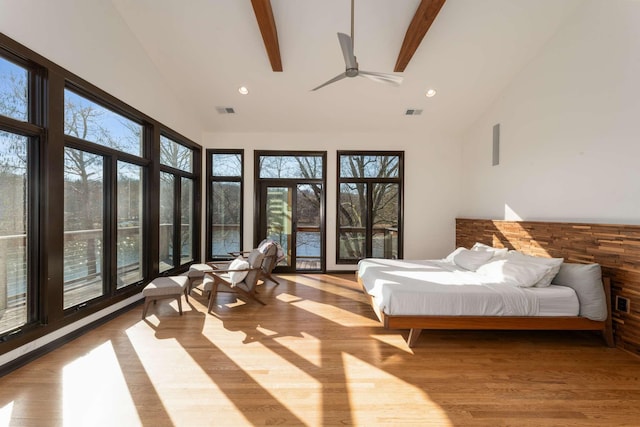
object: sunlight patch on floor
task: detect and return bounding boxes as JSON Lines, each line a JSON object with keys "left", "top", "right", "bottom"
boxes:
{"left": 125, "top": 323, "right": 253, "bottom": 426}
{"left": 370, "top": 334, "right": 415, "bottom": 353}
{"left": 292, "top": 299, "right": 380, "bottom": 327}
{"left": 0, "top": 401, "right": 13, "bottom": 426}
{"left": 208, "top": 337, "right": 323, "bottom": 424}
{"left": 255, "top": 325, "right": 279, "bottom": 337}
{"left": 293, "top": 275, "right": 366, "bottom": 302}
{"left": 276, "top": 292, "right": 303, "bottom": 303}
{"left": 144, "top": 315, "right": 161, "bottom": 328}
{"left": 342, "top": 352, "right": 453, "bottom": 426}
{"left": 221, "top": 299, "right": 247, "bottom": 308}
{"left": 62, "top": 341, "right": 141, "bottom": 427}
{"left": 273, "top": 331, "right": 323, "bottom": 367}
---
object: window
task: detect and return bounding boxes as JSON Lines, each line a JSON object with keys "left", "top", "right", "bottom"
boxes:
{"left": 337, "top": 152, "right": 403, "bottom": 264}
{"left": 117, "top": 161, "right": 143, "bottom": 287}
{"left": 160, "top": 135, "right": 192, "bottom": 172}
{"left": 0, "top": 56, "right": 28, "bottom": 122}
{"left": 207, "top": 150, "right": 243, "bottom": 260}
{"left": 0, "top": 131, "right": 30, "bottom": 334}
{"left": 0, "top": 53, "right": 38, "bottom": 337}
{"left": 63, "top": 148, "right": 104, "bottom": 308}
{"left": 180, "top": 177, "right": 194, "bottom": 264}
{"left": 64, "top": 89, "right": 142, "bottom": 155}
{"left": 159, "top": 172, "right": 175, "bottom": 272}
{"left": 259, "top": 155, "right": 323, "bottom": 179}
{"left": 159, "top": 134, "right": 198, "bottom": 272}
{"left": 63, "top": 89, "right": 147, "bottom": 309}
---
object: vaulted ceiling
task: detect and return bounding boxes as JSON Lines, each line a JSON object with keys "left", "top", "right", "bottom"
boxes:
{"left": 111, "top": 0, "right": 583, "bottom": 134}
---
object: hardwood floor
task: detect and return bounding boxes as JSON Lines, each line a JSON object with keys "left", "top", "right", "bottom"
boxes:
{"left": 1, "top": 273, "right": 640, "bottom": 426}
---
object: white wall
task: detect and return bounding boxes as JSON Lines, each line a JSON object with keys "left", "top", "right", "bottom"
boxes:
{"left": 459, "top": 0, "right": 640, "bottom": 224}
{"left": 203, "top": 131, "right": 462, "bottom": 270}
{"left": 0, "top": 0, "right": 202, "bottom": 142}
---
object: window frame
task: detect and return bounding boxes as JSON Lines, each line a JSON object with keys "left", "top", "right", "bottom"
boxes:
{"left": 0, "top": 49, "right": 44, "bottom": 338}
{"left": 0, "top": 33, "right": 201, "bottom": 357}
{"left": 336, "top": 151, "right": 404, "bottom": 264}
{"left": 206, "top": 149, "right": 244, "bottom": 262}
{"left": 157, "top": 131, "right": 201, "bottom": 275}
{"left": 61, "top": 85, "right": 152, "bottom": 311}
{"left": 254, "top": 150, "right": 327, "bottom": 273}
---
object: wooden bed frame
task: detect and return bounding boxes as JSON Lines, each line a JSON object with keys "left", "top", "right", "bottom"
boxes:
{"left": 357, "top": 274, "right": 615, "bottom": 348}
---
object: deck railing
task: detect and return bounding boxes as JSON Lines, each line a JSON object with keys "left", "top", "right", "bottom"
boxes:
{"left": 338, "top": 226, "right": 398, "bottom": 259}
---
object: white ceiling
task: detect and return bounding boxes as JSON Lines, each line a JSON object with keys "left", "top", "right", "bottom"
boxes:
{"left": 110, "top": 0, "right": 583, "bottom": 135}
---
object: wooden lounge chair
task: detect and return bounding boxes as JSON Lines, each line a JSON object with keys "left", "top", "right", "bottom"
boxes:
{"left": 229, "top": 239, "right": 285, "bottom": 285}
{"left": 203, "top": 248, "right": 265, "bottom": 312}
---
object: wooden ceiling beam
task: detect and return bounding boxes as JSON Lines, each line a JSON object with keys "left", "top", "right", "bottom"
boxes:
{"left": 394, "top": 0, "right": 446, "bottom": 72}
{"left": 251, "top": 0, "right": 283, "bottom": 72}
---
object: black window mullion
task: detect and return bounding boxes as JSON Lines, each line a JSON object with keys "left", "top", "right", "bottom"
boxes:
{"left": 291, "top": 183, "right": 298, "bottom": 269}
{"left": 173, "top": 173, "right": 181, "bottom": 270}
{"left": 365, "top": 183, "right": 373, "bottom": 259}
{"left": 206, "top": 151, "right": 213, "bottom": 262}
{"left": 104, "top": 155, "right": 117, "bottom": 296}
{"left": 27, "top": 135, "right": 40, "bottom": 326}
{"left": 29, "top": 66, "right": 46, "bottom": 127}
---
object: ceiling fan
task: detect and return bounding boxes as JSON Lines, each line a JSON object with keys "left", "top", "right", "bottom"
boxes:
{"left": 311, "top": 0, "right": 403, "bottom": 91}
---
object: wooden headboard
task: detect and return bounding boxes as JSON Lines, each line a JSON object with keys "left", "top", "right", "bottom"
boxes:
{"left": 456, "top": 218, "right": 640, "bottom": 355}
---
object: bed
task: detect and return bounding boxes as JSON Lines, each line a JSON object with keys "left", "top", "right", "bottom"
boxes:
{"left": 357, "top": 246, "right": 614, "bottom": 348}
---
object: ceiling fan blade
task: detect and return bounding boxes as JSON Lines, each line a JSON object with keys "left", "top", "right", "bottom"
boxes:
{"left": 311, "top": 72, "right": 348, "bottom": 91}
{"left": 337, "top": 32, "right": 357, "bottom": 70}
{"left": 358, "top": 70, "right": 404, "bottom": 86}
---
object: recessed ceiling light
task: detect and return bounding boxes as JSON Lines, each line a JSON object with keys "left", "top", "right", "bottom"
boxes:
{"left": 425, "top": 89, "right": 437, "bottom": 98}
{"left": 238, "top": 86, "right": 249, "bottom": 95}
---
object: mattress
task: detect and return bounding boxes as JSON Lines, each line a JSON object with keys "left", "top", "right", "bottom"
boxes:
{"left": 358, "top": 258, "right": 579, "bottom": 317}
{"left": 522, "top": 285, "right": 579, "bottom": 317}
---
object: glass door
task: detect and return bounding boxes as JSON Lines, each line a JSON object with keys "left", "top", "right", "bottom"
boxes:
{"left": 260, "top": 183, "right": 323, "bottom": 272}
{"left": 295, "top": 184, "right": 322, "bottom": 270}
{"left": 265, "top": 185, "right": 293, "bottom": 269}
{"left": 255, "top": 151, "right": 326, "bottom": 273}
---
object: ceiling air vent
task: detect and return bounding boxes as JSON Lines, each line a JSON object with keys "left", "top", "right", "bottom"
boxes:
{"left": 405, "top": 109, "right": 423, "bottom": 116}
{"left": 216, "top": 107, "right": 236, "bottom": 114}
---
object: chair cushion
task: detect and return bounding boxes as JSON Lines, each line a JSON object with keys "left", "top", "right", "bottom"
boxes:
{"left": 202, "top": 274, "right": 215, "bottom": 292}
{"left": 245, "top": 249, "right": 266, "bottom": 287}
{"left": 143, "top": 276, "right": 188, "bottom": 297}
{"left": 228, "top": 257, "right": 250, "bottom": 285}
{"left": 258, "top": 239, "right": 284, "bottom": 261}
{"left": 188, "top": 263, "right": 214, "bottom": 278}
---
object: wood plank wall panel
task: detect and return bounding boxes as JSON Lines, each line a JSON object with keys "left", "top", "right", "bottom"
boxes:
{"left": 456, "top": 218, "right": 640, "bottom": 355}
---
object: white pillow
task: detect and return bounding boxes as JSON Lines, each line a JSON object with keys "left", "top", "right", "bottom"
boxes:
{"left": 551, "top": 262, "right": 607, "bottom": 320}
{"left": 477, "top": 258, "right": 552, "bottom": 287}
{"left": 228, "top": 257, "right": 250, "bottom": 285}
{"left": 444, "top": 247, "right": 466, "bottom": 263}
{"left": 507, "top": 251, "right": 563, "bottom": 288}
{"left": 453, "top": 248, "right": 494, "bottom": 271}
{"left": 471, "top": 242, "right": 508, "bottom": 258}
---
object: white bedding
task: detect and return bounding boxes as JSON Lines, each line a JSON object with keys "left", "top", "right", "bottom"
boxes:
{"left": 358, "top": 258, "right": 579, "bottom": 317}
{"left": 522, "top": 285, "right": 579, "bottom": 317}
